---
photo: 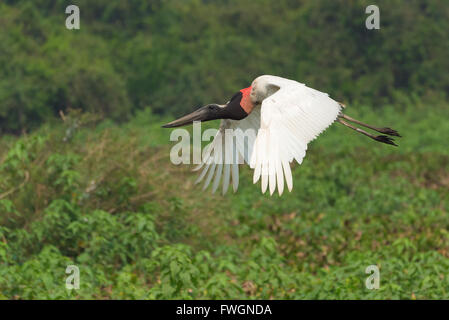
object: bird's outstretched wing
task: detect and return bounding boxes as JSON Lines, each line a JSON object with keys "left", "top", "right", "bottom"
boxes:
{"left": 193, "top": 108, "right": 261, "bottom": 194}
{"left": 250, "top": 82, "right": 342, "bottom": 195}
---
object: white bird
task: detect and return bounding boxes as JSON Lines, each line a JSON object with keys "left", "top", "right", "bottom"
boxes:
{"left": 163, "top": 75, "right": 400, "bottom": 196}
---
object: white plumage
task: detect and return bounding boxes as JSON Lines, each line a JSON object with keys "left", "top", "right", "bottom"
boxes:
{"left": 194, "top": 75, "right": 342, "bottom": 196}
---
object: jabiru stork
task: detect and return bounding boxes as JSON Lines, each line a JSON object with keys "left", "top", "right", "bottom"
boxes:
{"left": 163, "top": 75, "right": 401, "bottom": 195}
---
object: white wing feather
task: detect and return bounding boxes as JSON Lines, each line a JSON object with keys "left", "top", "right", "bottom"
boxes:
{"left": 250, "top": 79, "right": 342, "bottom": 195}
{"left": 194, "top": 109, "right": 260, "bottom": 194}
{"left": 194, "top": 76, "right": 340, "bottom": 196}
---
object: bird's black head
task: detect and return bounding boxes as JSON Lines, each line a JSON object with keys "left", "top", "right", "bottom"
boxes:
{"left": 224, "top": 91, "right": 248, "bottom": 120}
{"left": 205, "top": 104, "right": 223, "bottom": 116}
{"left": 162, "top": 91, "right": 249, "bottom": 128}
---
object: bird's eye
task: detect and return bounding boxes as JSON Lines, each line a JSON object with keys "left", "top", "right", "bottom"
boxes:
{"left": 208, "top": 105, "right": 214, "bottom": 110}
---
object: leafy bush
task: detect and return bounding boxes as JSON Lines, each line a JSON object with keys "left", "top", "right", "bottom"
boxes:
{"left": 1, "top": 104, "right": 449, "bottom": 299}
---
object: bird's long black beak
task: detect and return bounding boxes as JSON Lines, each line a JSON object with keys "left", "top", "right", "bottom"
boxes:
{"left": 162, "top": 105, "right": 215, "bottom": 128}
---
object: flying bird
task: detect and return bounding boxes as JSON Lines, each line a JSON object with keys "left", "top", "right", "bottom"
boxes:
{"left": 163, "top": 75, "right": 400, "bottom": 195}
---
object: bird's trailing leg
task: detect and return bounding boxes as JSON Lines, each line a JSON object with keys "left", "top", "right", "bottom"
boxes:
{"left": 337, "top": 118, "right": 398, "bottom": 146}
{"left": 339, "top": 113, "right": 401, "bottom": 137}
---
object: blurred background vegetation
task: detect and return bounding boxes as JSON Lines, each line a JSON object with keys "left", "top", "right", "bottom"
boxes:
{"left": 0, "top": 0, "right": 447, "bottom": 133}
{"left": 0, "top": 0, "right": 448, "bottom": 299}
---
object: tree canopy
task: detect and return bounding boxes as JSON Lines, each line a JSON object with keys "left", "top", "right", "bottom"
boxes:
{"left": 1, "top": 0, "right": 447, "bottom": 133}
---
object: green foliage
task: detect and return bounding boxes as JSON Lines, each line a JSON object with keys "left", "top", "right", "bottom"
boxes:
{"left": 1, "top": 103, "right": 449, "bottom": 299}
{"left": 0, "top": 1, "right": 447, "bottom": 132}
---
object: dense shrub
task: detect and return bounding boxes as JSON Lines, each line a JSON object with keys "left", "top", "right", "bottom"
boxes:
{"left": 0, "top": 105, "right": 449, "bottom": 299}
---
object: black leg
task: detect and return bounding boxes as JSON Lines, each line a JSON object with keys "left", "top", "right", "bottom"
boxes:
{"left": 340, "top": 113, "right": 401, "bottom": 137}
{"left": 337, "top": 118, "right": 398, "bottom": 146}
